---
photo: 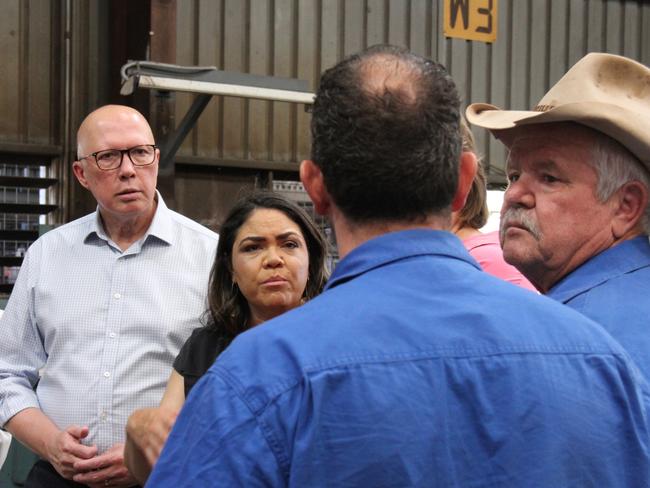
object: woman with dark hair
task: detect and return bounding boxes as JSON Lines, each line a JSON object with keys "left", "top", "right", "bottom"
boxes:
{"left": 453, "top": 120, "right": 536, "bottom": 291}
{"left": 175, "top": 191, "right": 328, "bottom": 397}
{"left": 124, "top": 191, "right": 329, "bottom": 484}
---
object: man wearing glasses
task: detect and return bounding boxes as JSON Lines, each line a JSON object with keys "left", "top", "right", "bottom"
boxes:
{"left": 0, "top": 105, "right": 218, "bottom": 487}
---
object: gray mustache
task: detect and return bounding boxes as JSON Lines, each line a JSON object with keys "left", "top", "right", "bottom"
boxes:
{"left": 500, "top": 208, "right": 542, "bottom": 241}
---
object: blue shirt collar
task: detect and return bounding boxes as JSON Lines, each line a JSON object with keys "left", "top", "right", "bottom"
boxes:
{"left": 84, "top": 190, "right": 175, "bottom": 248}
{"left": 326, "top": 229, "right": 480, "bottom": 291}
{"left": 548, "top": 236, "right": 650, "bottom": 303}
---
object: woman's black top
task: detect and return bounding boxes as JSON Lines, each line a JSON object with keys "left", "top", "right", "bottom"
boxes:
{"left": 173, "top": 326, "right": 234, "bottom": 397}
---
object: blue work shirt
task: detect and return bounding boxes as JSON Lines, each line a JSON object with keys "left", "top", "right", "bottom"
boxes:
{"left": 548, "top": 236, "right": 650, "bottom": 379}
{"left": 148, "top": 230, "right": 650, "bottom": 487}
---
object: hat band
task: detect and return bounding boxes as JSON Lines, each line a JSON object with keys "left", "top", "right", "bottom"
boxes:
{"left": 533, "top": 104, "right": 554, "bottom": 112}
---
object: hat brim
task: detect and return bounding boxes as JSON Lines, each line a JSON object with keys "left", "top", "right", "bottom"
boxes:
{"left": 466, "top": 101, "right": 650, "bottom": 170}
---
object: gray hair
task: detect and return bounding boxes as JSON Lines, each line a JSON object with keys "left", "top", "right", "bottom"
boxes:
{"left": 590, "top": 133, "right": 650, "bottom": 235}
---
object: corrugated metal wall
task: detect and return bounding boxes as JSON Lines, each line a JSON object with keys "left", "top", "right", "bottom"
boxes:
{"left": 461, "top": 0, "right": 650, "bottom": 184}
{"left": 174, "top": 0, "right": 650, "bottom": 185}
{"left": 0, "top": 0, "right": 60, "bottom": 146}
{"left": 0, "top": 0, "right": 106, "bottom": 145}
{"left": 0, "top": 0, "right": 113, "bottom": 223}
{"left": 1, "top": 0, "right": 649, "bottom": 197}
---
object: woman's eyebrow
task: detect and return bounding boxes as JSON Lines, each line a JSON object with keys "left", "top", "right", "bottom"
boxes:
{"left": 276, "top": 231, "right": 302, "bottom": 239}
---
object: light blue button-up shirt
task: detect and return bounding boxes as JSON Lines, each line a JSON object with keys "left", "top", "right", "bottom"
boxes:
{"left": 0, "top": 193, "right": 218, "bottom": 453}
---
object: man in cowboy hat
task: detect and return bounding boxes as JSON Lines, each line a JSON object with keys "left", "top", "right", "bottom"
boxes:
{"left": 467, "top": 52, "right": 650, "bottom": 378}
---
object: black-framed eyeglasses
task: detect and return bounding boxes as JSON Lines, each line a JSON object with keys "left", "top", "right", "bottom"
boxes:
{"left": 79, "top": 144, "right": 158, "bottom": 171}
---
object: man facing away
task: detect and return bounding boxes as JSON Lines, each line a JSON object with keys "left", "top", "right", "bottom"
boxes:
{"left": 467, "top": 53, "right": 650, "bottom": 379}
{"left": 0, "top": 105, "right": 218, "bottom": 487}
{"left": 148, "top": 46, "right": 650, "bottom": 487}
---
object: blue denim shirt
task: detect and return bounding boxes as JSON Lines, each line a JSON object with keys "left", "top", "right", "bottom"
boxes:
{"left": 548, "top": 236, "right": 650, "bottom": 380}
{"left": 149, "top": 230, "right": 650, "bottom": 487}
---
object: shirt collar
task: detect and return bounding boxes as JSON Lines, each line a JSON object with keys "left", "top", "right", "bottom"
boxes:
{"left": 326, "top": 229, "right": 479, "bottom": 291}
{"left": 84, "top": 190, "right": 175, "bottom": 247}
{"left": 548, "top": 236, "right": 650, "bottom": 303}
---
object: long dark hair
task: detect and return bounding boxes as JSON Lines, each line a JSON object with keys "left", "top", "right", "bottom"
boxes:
{"left": 205, "top": 191, "right": 329, "bottom": 339}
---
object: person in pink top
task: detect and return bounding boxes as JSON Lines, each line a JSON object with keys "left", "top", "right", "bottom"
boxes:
{"left": 452, "top": 120, "right": 537, "bottom": 291}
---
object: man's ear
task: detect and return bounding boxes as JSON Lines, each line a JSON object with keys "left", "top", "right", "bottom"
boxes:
{"left": 611, "top": 181, "right": 648, "bottom": 238}
{"left": 72, "top": 160, "right": 91, "bottom": 190}
{"left": 451, "top": 151, "right": 478, "bottom": 212}
{"left": 300, "top": 160, "right": 331, "bottom": 216}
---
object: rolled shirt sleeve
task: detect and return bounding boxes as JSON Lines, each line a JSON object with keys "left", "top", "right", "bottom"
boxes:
{"left": 0, "top": 243, "right": 45, "bottom": 427}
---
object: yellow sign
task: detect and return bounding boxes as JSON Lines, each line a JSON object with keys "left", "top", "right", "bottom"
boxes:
{"left": 444, "top": 0, "right": 498, "bottom": 43}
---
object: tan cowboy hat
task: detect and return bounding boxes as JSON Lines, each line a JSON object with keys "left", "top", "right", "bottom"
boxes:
{"left": 466, "top": 52, "right": 650, "bottom": 169}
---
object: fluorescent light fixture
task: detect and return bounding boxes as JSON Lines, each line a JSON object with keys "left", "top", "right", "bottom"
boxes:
{"left": 121, "top": 61, "right": 314, "bottom": 104}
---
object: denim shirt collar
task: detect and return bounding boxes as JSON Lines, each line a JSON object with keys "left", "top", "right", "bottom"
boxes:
{"left": 548, "top": 236, "right": 650, "bottom": 303}
{"left": 326, "top": 229, "right": 480, "bottom": 291}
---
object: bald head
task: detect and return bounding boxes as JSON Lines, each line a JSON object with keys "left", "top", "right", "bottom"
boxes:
{"left": 355, "top": 52, "right": 423, "bottom": 105}
{"left": 72, "top": 104, "right": 159, "bottom": 234}
{"left": 309, "top": 44, "right": 461, "bottom": 224}
{"left": 77, "top": 105, "right": 154, "bottom": 159}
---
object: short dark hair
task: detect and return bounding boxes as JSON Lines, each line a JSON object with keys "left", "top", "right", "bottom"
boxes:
{"left": 310, "top": 44, "right": 461, "bottom": 223}
{"left": 206, "top": 191, "right": 329, "bottom": 338}
{"left": 457, "top": 119, "right": 489, "bottom": 229}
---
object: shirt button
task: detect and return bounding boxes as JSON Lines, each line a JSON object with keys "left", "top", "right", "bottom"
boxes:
{"left": 100, "top": 411, "right": 108, "bottom": 421}
{"left": 103, "top": 371, "right": 111, "bottom": 378}
{"left": 108, "top": 332, "right": 116, "bottom": 338}
{"left": 113, "top": 293, "right": 121, "bottom": 299}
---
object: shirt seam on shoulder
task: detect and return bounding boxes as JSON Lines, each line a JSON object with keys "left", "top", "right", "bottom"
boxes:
{"left": 168, "top": 211, "right": 219, "bottom": 240}
{"left": 302, "top": 347, "right": 630, "bottom": 373}
{"left": 37, "top": 213, "right": 95, "bottom": 242}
